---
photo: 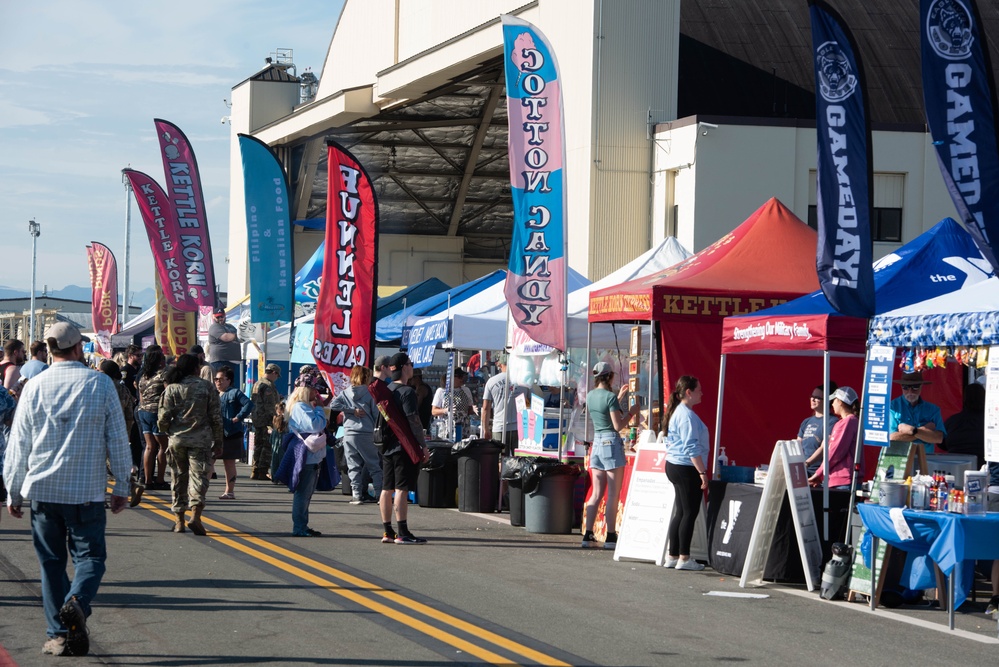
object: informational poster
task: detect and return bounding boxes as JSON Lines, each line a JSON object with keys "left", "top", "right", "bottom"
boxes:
{"left": 614, "top": 442, "right": 671, "bottom": 564}
{"left": 740, "top": 441, "right": 822, "bottom": 592}
{"left": 863, "top": 345, "right": 894, "bottom": 446}
{"left": 985, "top": 347, "right": 999, "bottom": 463}
{"left": 516, "top": 394, "right": 546, "bottom": 455}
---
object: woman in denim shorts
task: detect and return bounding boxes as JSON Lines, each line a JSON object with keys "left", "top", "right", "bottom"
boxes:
{"left": 581, "top": 361, "right": 638, "bottom": 549}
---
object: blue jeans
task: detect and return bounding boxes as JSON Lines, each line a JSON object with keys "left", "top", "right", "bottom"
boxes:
{"left": 31, "top": 501, "right": 107, "bottom": 638}
{"left": 292, "top": 463, "right": 320, "bottom": 534}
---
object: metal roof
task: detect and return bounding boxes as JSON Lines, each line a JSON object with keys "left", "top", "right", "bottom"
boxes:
{"left": 284, "top": 1, "right": 999, "bottom": 256}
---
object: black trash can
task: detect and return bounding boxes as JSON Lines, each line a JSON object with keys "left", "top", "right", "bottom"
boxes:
{"left": 502, "top": 456, "right": 541, "bottom": 527}
{"left": 418, "top": 441, "right": 458, "bottom": 508}
{"left": 523, "top": 460, "right": 582, "bottom": 534}
{"left": 454, "top": 439, "right": 503, "bottom": 513}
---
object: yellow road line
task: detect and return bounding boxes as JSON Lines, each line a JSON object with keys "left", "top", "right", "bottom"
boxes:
{"left": 136, "top": 493, "right": 570, "bottom": 667}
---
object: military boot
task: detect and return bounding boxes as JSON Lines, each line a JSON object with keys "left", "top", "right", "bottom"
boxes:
{"left": 187, "top": 504, "right": 207, "bottom": 536}
{"left": 173, "top": 511, "right": 186, "bottom": 533}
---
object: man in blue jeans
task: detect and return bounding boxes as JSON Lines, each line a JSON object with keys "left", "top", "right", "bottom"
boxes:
{"left": 4, "top": 322, "right": 132, "bottom": 656}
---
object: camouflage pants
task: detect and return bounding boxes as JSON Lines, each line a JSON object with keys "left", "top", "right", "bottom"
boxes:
{"left": 167, "top": 444, "right": 211, "bottom": 513}
{"left": 251, "top": 425, "right": 272, "bottom": 475}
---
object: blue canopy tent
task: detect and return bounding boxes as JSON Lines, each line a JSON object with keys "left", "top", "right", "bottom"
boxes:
{"left": 376, "top": 277, "right": 451, "bottom": 321}
{"left": 375, "top": 269, "right": 507, "bottom": 345}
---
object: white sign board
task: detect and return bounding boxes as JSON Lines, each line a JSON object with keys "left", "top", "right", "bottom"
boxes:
{"left": 614, "top": 442, "right": 672, "bottom": 564}
{"left": 986, "top": 346, "right": 999, "bottom": 463}
{"left": 740, "top": 440, "right": 823, "bottom": 591}
{"left": 614, "top": 441, "right": 708, "bottom": 565}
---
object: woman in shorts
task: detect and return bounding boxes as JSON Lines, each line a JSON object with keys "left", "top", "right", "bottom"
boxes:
{"left": 581, "top": 361, "right": 636, "bottom": 549}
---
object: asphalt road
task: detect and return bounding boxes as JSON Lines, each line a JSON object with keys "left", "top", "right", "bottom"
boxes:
{"left": 1, "top": 463, "right": 997, "bottom": 666}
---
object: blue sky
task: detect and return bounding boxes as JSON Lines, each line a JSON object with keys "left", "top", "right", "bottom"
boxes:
{"left": 0, "top": 0, "right": 344, "bottom": 302}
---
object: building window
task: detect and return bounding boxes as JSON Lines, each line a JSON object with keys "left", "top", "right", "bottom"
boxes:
{"left": 807, "top": 172, "right": 904, "bottom": 242}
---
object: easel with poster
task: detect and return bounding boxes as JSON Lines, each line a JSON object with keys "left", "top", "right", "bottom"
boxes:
{"left": 740, "top": 440, "right": 823, "bottom": 591}
{"left": 845, "top": 440, "right": 927, "bottom": 600}
{"left": 613, "top": 438, "right": 709, "bottom": 565}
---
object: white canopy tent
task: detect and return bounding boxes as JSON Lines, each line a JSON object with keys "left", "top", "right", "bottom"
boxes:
{"left": 417, "top": 237, "right": 691, "bottom": 351}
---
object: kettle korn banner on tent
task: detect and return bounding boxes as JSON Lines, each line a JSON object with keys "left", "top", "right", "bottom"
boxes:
{"left": 920, "top": 0, "right": 999, "bottom": 272}
{"left": 153, "top": 118, "right": 218, "bottom": 309}
{"left": 123, "top": 168, "right": 200, "bottom": 312}
{"left": 238, "top": 134, "right": 294, "bottom": 324}
{"left": 313, "top": 141, "right": 378, "bottom": 394}
{"left": 501, "top": 14, "right": 567, "bottom": 352}
{"left": 809, "top": 0, "right": 875, "bottom": 318}
{"left": 86, "top": 242, "right": 119, "bottom": 356}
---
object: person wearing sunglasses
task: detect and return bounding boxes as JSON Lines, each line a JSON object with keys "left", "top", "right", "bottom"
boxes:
{"left": 889, "top": 371, "right": 945, "bottom": 456}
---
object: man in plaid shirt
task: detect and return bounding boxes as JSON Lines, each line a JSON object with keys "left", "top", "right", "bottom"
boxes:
{"left": 4, "top": 322, "right": 132, "bottom": 657}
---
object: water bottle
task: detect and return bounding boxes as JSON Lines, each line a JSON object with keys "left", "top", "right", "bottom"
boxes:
{"left": 716, "top": 447, "right": 728, "bottom": 479}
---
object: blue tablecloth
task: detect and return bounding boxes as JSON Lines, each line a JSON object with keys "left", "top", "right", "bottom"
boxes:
{"left": 857, "top": 504, "right": 999, "bottom": 608}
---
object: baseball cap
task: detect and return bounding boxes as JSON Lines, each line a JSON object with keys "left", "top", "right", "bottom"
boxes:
{"left": 265, "top": 363, "right": 281, "bottom": 375}
{"left": 213, "top": 306, "right": 226, "bottom": 316}
{"left": 497, "top": 351, "right": 509, "bottom": 364}
{"left": 45, "top": 322, "right": 89, "bottom": 350}
{"left": 832, "top": 386, "right": 858, "bottom": 405}
{"left": 374, "top": 355, "right": 391, "bottom": 370}
{"left": 390, "top": 352, "right": 411, "bottom": 369}
{"left": 592, "top": 361, "right": 613, "bottom": 376}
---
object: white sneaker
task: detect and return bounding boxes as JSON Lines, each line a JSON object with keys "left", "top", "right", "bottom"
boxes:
{"left": 349, "top": 498, "right": 364, "bottom": 505}
{"left": 664, "top": 556, "right": 679, "bottom": 568}
{"left": 676, "top": 559, "right": 705, "bottom": 571}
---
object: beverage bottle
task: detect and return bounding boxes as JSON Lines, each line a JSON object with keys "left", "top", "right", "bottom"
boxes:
{"left": 937, "top": 474, "right": 949, "bottom": 512}
{"left": 928, "top": 474, "right": 939, "bottom": 511}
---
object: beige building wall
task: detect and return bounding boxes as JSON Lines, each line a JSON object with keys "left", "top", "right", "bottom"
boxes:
{"left": 653, "top": 119, "right": 962, "bottom": 260}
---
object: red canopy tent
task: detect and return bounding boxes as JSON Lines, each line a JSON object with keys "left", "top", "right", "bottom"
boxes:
{"left": 588, "top": 197, "right": 824, "bottom": 472}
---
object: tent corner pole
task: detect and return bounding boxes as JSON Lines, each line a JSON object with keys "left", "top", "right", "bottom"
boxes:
{"left": 822, "top": 350, "right": 831, "bottom": 542}
{"left": 711, "top": 354, "right": 727, "bottom": 480}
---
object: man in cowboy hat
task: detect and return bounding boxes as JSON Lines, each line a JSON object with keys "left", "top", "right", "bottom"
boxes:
{"left": 889, "top": 371, "right": 945, "bottom": 455}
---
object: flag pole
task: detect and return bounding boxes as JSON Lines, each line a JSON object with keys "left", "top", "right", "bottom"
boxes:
{"left": 121, "top": 173, "right": 132, "bottom": 326}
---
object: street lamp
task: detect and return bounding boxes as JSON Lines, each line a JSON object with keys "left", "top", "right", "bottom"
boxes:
{"left": 28, "top": 219, "right": 40, "bottom": 342}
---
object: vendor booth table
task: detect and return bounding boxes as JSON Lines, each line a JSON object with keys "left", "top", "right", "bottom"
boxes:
{"left": 707, "top": 482, "right": 852, "bottom": 581}
{"left": 857, "top": 504, "right": 999, "bottom": 630}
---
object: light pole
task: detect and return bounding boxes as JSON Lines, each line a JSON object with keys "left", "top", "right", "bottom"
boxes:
{"left": 28, "top": 219, "right": 40, "bottom": 341}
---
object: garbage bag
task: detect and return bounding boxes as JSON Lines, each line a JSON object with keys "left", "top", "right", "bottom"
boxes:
{"left": 501, "top": 456, "right": 547, "bottom": 487}
{"left": 451, "top": 438, "right": 503, "bottom": 456}
{"left": 522, "top": 460, "right": 582, "bottom": 495}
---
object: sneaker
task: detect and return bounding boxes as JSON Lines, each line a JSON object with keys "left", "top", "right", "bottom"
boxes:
{"left": 381, "top": 532, "right": 397, "bottom": 544}
{"left": 676, "top": 559, "right": 705, "bottom": 571}
{"left": 306, "top": 528, "right": 322, "bottom": 537}
{"left": 58, "top": 596, "right": 89, "bottom": 656}
{"left": 394, "top": 534, "right": 427, "bottom": 545}
{"left": 664, "top": 556, "right": 680, "bottom": 568}
{"left": 42, "top": 636, "right": 70, "bottom": 656}
{"left": 987, "top": 595, "right": 999, "bottom": 616}
{"left": 349, "top": 498, "right": 364, "bottom": 505}
{"left": 603, "top": 532, "right": 618, "bottom": 550}
{"left": 580, "top": 532, "right": 597, "bottom": 548}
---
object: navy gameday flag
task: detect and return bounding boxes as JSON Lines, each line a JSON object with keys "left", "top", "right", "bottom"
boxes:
{"left": 238, "top": 134, "right": 294, "bottom": 323}
{"left": 921, "top": 0, "right": 999, "bottom": 272}
{"left": 809, "top": 0, "right": 875, "bottom": 318}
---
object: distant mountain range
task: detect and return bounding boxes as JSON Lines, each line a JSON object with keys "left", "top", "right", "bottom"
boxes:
{"left": 0, "top": 284, "right": 156, "bottom": 310}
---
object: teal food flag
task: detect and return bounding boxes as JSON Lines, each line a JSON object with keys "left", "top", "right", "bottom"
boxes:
{"left": 238, "top": 134, "right": 294, "bottom": 323}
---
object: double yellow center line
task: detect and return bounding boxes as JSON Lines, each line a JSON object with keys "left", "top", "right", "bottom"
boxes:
{"left": 136, "top": 494, "right": 570, "bottom": 666}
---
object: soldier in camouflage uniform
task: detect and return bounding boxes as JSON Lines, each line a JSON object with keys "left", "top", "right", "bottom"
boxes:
{"left": 250, "top": 363, "right": 282, "bottom": 480}
{"left": 158, "top": 354, "right": 223, "bottom": 536}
